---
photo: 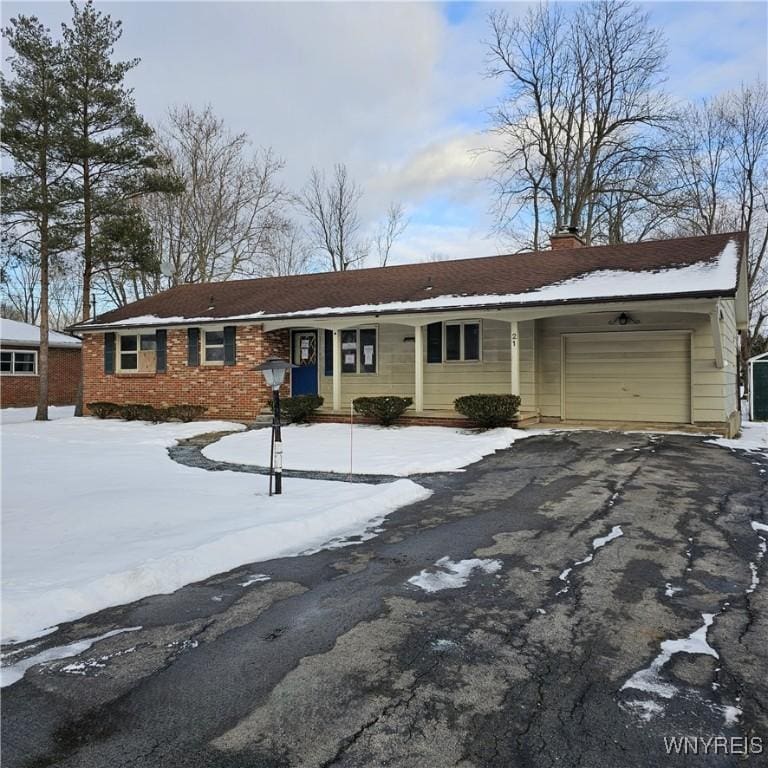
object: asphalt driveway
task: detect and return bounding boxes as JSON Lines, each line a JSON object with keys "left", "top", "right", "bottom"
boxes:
{"left": 2, "top": 430, "right": 767, "bottom": 768}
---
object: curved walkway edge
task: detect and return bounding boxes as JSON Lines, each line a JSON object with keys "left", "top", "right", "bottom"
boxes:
{"left": 167, "top": 429, "right": 411, "bottom": 484}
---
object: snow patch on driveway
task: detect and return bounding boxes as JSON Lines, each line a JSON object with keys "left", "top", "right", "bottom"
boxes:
{"left": 408, "top": 557, "right": 502, "bottom": 593}
{"left": 1, "top": 627, "right": 141, "bottom": 688}
{"left": 621, "top": 613, "right": 719, "bottom": 700}
{"left": 556, "top": 525, "right": 624, "bottom": 595}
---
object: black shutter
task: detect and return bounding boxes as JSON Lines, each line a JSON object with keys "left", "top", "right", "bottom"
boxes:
{"left": 155, "top": 329, "right": 167, "bottom": 372}
{"left": 427, "top": 322, "right": 442, "bottom": 363}
{"left": 187, "top": 328, "right": 200, "bottom": 366}
{"left": 324, "top": 329, "right": 333, "bottom": 375}
{"left": 104, "top": 332, "right": 115, "bottom": 374}
{"left": 224, "top": 326, "right": 236, "bottom": 366}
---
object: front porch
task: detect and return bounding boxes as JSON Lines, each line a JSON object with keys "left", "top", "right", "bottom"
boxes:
{"left": 262, "top": 296, "right": 739, "bottom": 434}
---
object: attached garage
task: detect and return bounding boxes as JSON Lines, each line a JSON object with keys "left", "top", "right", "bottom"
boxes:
{"left": 562, "top": 331, "right": 692, "bottom": 424}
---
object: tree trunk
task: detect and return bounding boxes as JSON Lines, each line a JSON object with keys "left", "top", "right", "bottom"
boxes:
{"left": 37, "top": 210, "right": 50, "bottom": 422}
{"left": 74, "top": 157, "right": 91, "bottom": 417}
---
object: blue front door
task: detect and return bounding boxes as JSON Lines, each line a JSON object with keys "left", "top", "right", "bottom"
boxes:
{"left": 291, "top": 331, "right": 318, "bottom": 396}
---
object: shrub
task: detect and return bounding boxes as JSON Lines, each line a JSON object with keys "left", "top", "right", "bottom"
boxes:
{"left": 150, "top": 407, "right": 172, "bottom": 423}
{"left": 166, "top": 404, "right": 207, "bottom": 422}
{"left": 120, "top": 404, "right": 158, "bottom": 422}
{"left": 276, "top": 395, "right": 324, "bottom": 424}
{"left": 87, "top": 401, "right": 122, "bottom": 419}
{"left": 454, "top": 394, "right": 521, "bottom": 429}
{"left": 353, "top": 396, "right": 413, "bottom": 426}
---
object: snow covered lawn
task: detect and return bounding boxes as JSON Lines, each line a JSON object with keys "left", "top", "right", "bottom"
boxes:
{"left": 1, "top": 409, "right": 428, "bottom": 643}
{"left": 202, "top": 423, "right": 536, "bottom": 476}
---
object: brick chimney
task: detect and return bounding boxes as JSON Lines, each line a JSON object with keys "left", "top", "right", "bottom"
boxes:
{"left": 550, "top": 226, "right": 584, "bottom": 250}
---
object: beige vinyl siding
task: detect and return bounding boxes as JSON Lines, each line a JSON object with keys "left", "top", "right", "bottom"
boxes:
{"left": 537, "top": 311, "right": 731, "bottom": 423}
{"left": 318, "top": 324, "right": 415, "bottom": 409}
{"left": 562, "top": 332, "right": 691, "bottom": 423}
{"left": 519, "top": 321, "right": 536, "bottom": 413}
{"left": 317, "top": 319, "right": 533, "bottom": 412}
{"left": 423, "top": 319, "right": 515, "bottom": 410}
{"left": 720, "top": 298, "right": 739, "bottom": 416}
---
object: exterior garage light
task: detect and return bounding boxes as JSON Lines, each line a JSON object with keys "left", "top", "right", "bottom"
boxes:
{"left": 254, "top": 357, "right": 296, "bottom": 495}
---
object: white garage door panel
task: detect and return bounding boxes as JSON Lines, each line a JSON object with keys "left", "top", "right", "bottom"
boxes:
{"left": 564, "top": 332, "right": 691, "bottom": 423}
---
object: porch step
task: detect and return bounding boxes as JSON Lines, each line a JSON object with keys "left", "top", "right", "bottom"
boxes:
{"left": 251, "top": 407, "right": 275, "bottom": 429}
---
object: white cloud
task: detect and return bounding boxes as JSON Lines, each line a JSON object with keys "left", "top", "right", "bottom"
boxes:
{"left": 384, "top": 220, "right": 506, "bottom": 266}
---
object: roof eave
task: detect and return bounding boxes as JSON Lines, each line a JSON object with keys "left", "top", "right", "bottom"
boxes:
{"left": 72, "top": 288, "right": 738, "bottom": 332}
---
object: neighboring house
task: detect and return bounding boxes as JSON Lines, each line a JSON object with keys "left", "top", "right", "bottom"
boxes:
{"left": 71, "top": 231, "right": 748, "bottom": 436}
{"left": 0, "top": 318, "right": 82, "bottom": 408}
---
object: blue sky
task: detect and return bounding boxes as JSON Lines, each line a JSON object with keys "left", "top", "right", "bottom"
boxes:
{"left": 3, "top": 1, "right": 767, "bottom": 264}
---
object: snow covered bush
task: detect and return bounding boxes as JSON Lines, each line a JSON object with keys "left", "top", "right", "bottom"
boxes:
{"left": 86, "top": 401, "right": 122, "bottom": 419}
{"left": 353, "top": 396, "right": 413, "bottom": 426}
{"left": 276, "top": 395, "right": 324, "bottom": 423}
{"left": 454, "top": 394, "right": 521, "bottom": 429}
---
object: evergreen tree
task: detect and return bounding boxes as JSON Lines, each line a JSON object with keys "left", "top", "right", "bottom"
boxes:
{"left": 60, "top": 0, "right": 177, "bottom": 414}
{"left": 60, "top": 0, "right": 174, "bottom": 320}
{"left": 2, "top": 16, "right": 76, "bottom": 421}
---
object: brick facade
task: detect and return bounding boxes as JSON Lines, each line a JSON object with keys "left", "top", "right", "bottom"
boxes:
{"left": 0, "top": 345, "right": 82, "bottom": 408}
{"left": 82, "top": 325, "right": 290, "bottom": 422}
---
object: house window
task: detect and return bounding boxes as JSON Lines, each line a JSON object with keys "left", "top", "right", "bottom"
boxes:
{"left": 118, "top": 333, "right": 157, "bottom": 372}
{"left": 327, "top": 328, "right": 377, "bottom": 375}
{"left": 341, "top": 330, "right": 357, "bottom": 373}
{"left": 427, "top": 321, "right": 481, "bottom": 363}
{"left": 0, "top": 349, "right": 37, "bottom": 375}
{"left": 203, "top": 330, "right": 225, "bottom": 363}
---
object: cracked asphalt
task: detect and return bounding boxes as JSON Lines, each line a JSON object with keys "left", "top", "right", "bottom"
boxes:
{"left": 2, "top": 430, "right": 767, "bottom": 768}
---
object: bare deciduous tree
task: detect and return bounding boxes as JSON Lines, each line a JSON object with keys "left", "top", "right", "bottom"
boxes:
{"left": 300, "top": 164, "right": 368, "bottom": 271}
{"left": 99, "top": 105, "right": 286, "bottom": 303}
{"left": 486, "top": 0, "right": 671, "bottom": 245}
{"left": 669, "top": 98, "right": 735, "bottom": 236}
{"left": 258, "top": 216, "right": 314, "bottom": 277}
{"left": 669, "top": 83, "right": 768, "bottom": 359}
{"left": 374, "top": 202, "right": 408, "bottom": 266}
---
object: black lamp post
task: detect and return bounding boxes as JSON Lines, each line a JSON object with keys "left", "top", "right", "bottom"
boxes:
{"left": 254, "top": 357, "right": 295, "bottom": 495}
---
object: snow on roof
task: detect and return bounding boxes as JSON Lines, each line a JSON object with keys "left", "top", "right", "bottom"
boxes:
{"left": 0, "top": 318, "right": 81, "bottom": 348}
{"left": 275, "top": 238, "right": 741, "bottom": 318}
{"left": 72, "top": 232, "right": 744, "bottom": 331}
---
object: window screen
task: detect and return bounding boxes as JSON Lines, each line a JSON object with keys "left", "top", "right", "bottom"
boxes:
{"left": 359, "top": 328, "right": 377, "bottom": 373}
{"left": 464, "top": 323, "right": 480, "bottom": 361}
{"left": 341, "top": 330, "right": 357, "bottom": 373}
{"left": 445, "top": 324, "right": 461, "bottom": 361}
{"left": 120, "top": 335, "right": 138, "bottom": 370}
{"left": 204, "top": 330, "right": 225, "bottom": 362}
{"left": 14, "top": 352, "right": 35, "bottom": 373}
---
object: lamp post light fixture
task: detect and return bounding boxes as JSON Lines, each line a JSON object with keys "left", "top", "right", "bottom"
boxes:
{"left": 254, "top": 357, "right": 296, "bottom": 495}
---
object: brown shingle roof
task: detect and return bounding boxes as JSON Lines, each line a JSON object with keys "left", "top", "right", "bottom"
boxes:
{"left": 75, "top": 231, "right": 744, "bottom": 330}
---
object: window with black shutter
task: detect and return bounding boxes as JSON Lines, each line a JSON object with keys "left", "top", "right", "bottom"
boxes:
{"left": 223, "top": 326, "right": 236, "bottom": 366}
{"left": 187, "top": 328, "right": 200, "bottom": 366}
{"left": 104, "top": 332, "right": 115, "bottom": 374}
{"left": 426, "top": 322, "right": 442, "bottom": 363}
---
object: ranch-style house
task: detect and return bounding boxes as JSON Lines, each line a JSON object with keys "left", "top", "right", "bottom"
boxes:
{"left": 71, "top": 230, "right": 749, "bottom": 436}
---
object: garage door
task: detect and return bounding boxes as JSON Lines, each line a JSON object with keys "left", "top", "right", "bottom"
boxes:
{"left": 563, "top": 332, "right": 691, "bottom": 423}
